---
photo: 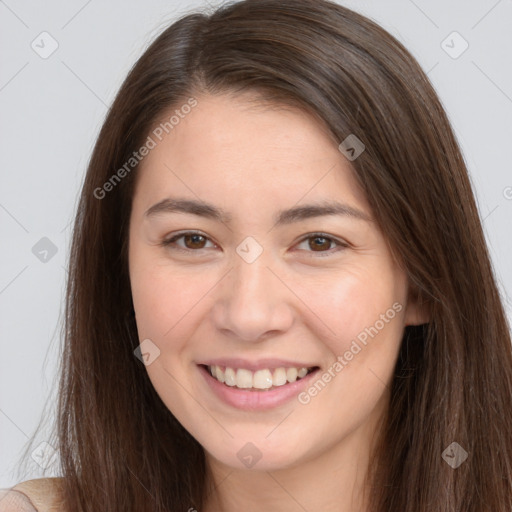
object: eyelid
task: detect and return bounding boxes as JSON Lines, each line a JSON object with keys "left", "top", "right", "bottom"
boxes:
{"left": 293, "top": 232, "right": 349, "bottom": 257}
{"left": 160, "top": 230, "right": 349, "bottom": 256}
{"left": 161, "top": 230, "right": 217, "bottom": 250}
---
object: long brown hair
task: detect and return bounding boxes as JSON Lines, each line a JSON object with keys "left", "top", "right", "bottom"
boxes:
{"left": 16, "top": 0, "right": 512, "bottom": 510}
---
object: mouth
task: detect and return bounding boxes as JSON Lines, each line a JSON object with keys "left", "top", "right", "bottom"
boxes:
{"left": 199, "top": 364, "right": 319, "bottom": 391}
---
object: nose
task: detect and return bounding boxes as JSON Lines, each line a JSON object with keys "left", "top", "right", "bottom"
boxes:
{"left": 211, "top": 251, "right": 295, "bottom": 343}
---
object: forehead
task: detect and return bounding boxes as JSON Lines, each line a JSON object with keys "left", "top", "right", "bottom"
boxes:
{"left": 132, "top": 92, "right": 371, "bottom": 218}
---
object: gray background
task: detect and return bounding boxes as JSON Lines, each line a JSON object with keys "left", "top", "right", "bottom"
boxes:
{"left": 1, "top": 0, "right": 511, "bottom": 487}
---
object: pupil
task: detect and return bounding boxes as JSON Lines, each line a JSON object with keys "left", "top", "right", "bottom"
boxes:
{"left": 186, "top": 234, "right": 204, "bottom": 249}
{"left": 312, "top": 237, "right": 329, "bottom": 251}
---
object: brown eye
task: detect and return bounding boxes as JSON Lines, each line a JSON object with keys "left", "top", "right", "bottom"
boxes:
{"left": 160, "top": 232, "right": 215, "bottom": 252}
{"left": 308, "top": 236, "right": 332, "bottom": 251}
{"left": 182, "top": 233, "right": 207, "bottom": 249}
{"left": 295, "top": 233, "right": 348, "bottom": 257}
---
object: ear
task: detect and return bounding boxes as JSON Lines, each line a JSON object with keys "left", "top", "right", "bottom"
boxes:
{"left": 404, "top": 285, "right": 430, "bottom": 326}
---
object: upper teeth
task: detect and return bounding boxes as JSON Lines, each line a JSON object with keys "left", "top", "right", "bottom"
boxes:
{"left": 208, "top": 365, "right": 311, "bottom": 390}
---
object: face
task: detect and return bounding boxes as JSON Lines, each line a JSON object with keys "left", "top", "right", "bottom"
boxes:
{"left": 128, "top": 92, "right": 426, "bottom": 473}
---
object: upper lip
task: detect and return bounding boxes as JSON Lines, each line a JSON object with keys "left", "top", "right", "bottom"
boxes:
{"left": 198, "top": 358, "right": 319, "bottom": 372}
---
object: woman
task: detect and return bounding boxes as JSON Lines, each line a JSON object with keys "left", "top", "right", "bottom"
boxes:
{"left": 5, "top": 0, "right": 512, "bottom": 510}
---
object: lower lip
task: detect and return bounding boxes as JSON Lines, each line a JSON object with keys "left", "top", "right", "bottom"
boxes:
{"left": 197, "top": 365, "right": 320, "bottom": 411}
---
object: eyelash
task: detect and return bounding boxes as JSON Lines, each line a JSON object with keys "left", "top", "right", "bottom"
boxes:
{"left": 159, "top": 231, "right": 348, "bottom": 258}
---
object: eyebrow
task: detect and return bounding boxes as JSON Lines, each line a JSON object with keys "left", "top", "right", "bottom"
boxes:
{"left": 144, "top": 197, "right": 373, "bottom": 225}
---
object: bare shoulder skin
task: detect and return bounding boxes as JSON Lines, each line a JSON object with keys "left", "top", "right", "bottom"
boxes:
{"left": 0, "top": 478, "right": 65, "bottom": 512}
{"left": 0, "top": 488, "right": 37, "bottom": 511}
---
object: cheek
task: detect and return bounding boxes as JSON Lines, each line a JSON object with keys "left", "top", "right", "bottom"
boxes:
{"left": 129, "top": 258, "right": 222, "bottom": 367}
{"left": 129, "top": 261, "right": 214, "bottom": 413}
{"left": 293, "top": 263, "right": 405, "bottom": 357}
{"left": 291, "top": 269, "right": 405, "bottom": 443}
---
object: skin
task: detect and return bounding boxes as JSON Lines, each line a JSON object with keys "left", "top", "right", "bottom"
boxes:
{"left": 128, "top": 92, "right": 428, "bottom": 512}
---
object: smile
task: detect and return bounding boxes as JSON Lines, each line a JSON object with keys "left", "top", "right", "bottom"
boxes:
{"left": 197, "top": 363, "right": 321, "bottom": 410}
{"left": 206, "top": 364, "right": 316, "bottom": 391}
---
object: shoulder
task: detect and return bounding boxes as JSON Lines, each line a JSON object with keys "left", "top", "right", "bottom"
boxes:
{"left": 0, "top": 478, "right": 65, "bottom": 512}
